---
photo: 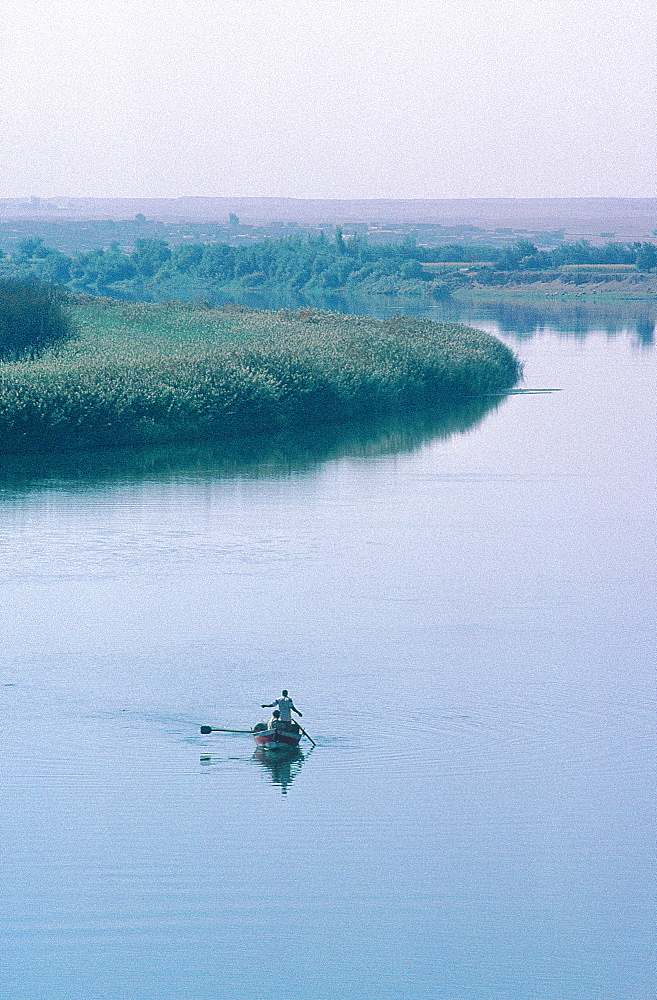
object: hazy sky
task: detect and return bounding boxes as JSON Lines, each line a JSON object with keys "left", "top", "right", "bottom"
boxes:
{"left": 2, "top": 0, "right": 655, "bottom": 200}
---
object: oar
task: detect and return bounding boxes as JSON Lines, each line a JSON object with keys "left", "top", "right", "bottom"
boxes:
{"left": 200, "top": 726, "right": 253, "bottom": 735}
{"left": 472, "top": 388, "right": 562, "bottom": 398}
{"left": 297, "top": 724, "right": 316, "bottom": 747}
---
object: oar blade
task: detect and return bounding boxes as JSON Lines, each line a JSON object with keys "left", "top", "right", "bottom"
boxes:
{"left": 200, "top": 725, "right": 255, "bottom": 734}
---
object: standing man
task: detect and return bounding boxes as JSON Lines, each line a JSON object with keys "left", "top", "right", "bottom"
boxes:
{"left": 261, "top": 689, "right": 303, "bottom": 725}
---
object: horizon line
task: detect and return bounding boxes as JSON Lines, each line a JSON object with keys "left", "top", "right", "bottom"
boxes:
{"left": 3, "top": 194, "right": 657, "bottom": 204}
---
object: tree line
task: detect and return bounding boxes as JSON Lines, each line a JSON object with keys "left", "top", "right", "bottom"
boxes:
{"left": 0, "top": 233, "right": 655, "bottom": 302}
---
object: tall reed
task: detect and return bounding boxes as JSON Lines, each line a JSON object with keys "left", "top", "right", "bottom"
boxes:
{"left": 0, "top": 301, "right": 521, "bottom": 454}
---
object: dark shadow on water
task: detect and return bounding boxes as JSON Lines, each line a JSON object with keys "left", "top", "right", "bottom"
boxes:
{"left": 0, "top": 397, "right": 503, "bottom": 495}
{"left": 453, "top": 298, "right": 657, "bottom": 343}
{"left": 635, "top": 317, "right": 656, "bottom": 346}
{"left": 352, "top": 294, "right": 657, "bottom": 344}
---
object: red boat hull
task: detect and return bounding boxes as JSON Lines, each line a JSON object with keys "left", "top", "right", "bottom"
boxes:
{"left": 253, "top": 725, "right": 302, "bottom": 752}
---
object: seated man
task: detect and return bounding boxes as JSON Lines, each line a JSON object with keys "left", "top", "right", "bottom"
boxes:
{"left": 268, "top": 709, "right": 300, "bottom": 733}
{"left": 268, "top": 709, "right": 282, "bottom": 729}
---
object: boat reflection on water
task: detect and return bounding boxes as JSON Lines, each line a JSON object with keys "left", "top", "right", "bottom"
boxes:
{"left": 253, "top": 747, "right": 307, "bottom": 794}
{"left": 199, "top": 747, "right": 309, "bottom": 793}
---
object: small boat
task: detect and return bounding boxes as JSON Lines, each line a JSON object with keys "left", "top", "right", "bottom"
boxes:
{"left": 252, "top": 720, "right": 302, "bottom": 752}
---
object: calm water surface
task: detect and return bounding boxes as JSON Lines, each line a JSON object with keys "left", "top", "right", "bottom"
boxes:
{"left": 1, "top": 300, "right": 655, "bottom": 1000}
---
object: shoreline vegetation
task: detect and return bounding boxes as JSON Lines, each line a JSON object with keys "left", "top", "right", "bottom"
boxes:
{"left": 0, "top": 298, "right": 521, "bottom": 456}
{"left": 0, "top": 235, "right": 655, "bottom": 304}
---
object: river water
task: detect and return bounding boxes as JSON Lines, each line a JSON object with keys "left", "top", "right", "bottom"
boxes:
{"left": 1, "top": 296, "right": 655, "bottom": 1000}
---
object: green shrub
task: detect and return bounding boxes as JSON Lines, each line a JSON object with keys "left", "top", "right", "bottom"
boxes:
{"left": 0, "top": 281, "right": 74, "bottom": 360}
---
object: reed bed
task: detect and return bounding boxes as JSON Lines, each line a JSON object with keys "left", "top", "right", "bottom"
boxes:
{"left": 0, "top": 299, "right": 521, "bottom": 454}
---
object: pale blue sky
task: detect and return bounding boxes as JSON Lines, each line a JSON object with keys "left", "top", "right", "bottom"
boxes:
{"left": 1, "top": 0, "right": 655, "bottom": 199}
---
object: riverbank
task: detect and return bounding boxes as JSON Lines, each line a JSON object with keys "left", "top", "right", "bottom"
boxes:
{"left": 452, "top": 272, "right": 657, "bottom": 300}
{"left": 0, "top": 299, "right": 521, "bottom": 455}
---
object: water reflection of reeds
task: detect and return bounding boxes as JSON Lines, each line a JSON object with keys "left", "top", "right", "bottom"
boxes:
{"left": 0, "top": 396, "right": 503, "bottom": 494}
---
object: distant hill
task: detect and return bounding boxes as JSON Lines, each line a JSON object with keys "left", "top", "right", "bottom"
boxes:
{"left": 1, "top": 197, "right": 656, "bottom": 240}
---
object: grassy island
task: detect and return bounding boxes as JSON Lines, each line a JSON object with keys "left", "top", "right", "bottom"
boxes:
{"left": 0, "top": 298, "right": 521, "bottom": 455}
